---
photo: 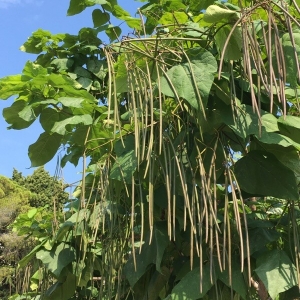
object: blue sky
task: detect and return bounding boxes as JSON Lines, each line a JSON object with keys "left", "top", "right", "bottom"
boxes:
{"left": 0, "top": 0, "right": 141, "bottom": 185}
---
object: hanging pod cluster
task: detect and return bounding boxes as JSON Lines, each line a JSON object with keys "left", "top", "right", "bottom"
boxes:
{"left": 1, "top": 0, "right": 300, "bottom": 299}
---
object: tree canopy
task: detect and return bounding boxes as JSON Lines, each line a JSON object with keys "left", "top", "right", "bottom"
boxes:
{"left": 1, "top": 0, "right": 300, "bottom": 299}
{"left": 12, "top": 167, "right": 69, "bottom": 209}
{"left": 0, "top": 176, "right": 32, "bottom": 299}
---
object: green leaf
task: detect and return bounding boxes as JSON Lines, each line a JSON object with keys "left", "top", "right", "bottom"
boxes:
{"left": 104, "top": 3, "right": 131, "bottom": 19}
{"left": 215, "top": 25, "right": 242, "bottom": 60}
{"left": 189, "top": 0, "right": 215, "bottom": 11}
{"left": 51, "top": 115, "right": 93, "bottom": 135}
{"left": 105, "top": 25, "right": 122, "bottom": 42}
{"left": 255, "top": 250, "right": 298, "bottom": 299}
{"left": 51, "top": 58, "right": 74, "bottom": 71}
{"left": 223, "top": 104, "right": 279, "bottom": 139}
{"left": 23, "top": 61, "right": 48, "bottom": 78}
{"left": 123, "top": 17, "right": 142, "bottom": 30}
{"left": 67, "top": 0, "right": 107, "bottom": 16}
{"left": 114, "top": 135, "right": 135, "bottom": 156}
{"left": 77, "top": 77, "right": 93, "bottom": 90}
{"left": 20, "top": 29, "right": 52, "bottom": 54}
{"left": 279, "top": 31, "right": 300, "bottom": 87}
{"left": 18, "top": 105, "right": 36, "bottom": 122}
{"left": 0, "top": 75, "right": 30, "bottom": 100}
{"left": 248, "top": 228, "right": 281, "bottom": 254}
{"left": 27, "top": 208, "right": 38, "bottom": 218}
{"left": 28, "top": 132, "right": 62, "bottom": 167}
{"left": 181, "top": 22, "right": 205, "bottom": 38}
{"left": 92, "top": 9, "right": 110, "bottom": 27}
{"left": 3, "top": 100, "right": 35, "bottom": 129}
{"left": 159, "top": 48, "right": 217, "bottom": 111}
{"left": 123, "top": 221, "right": 169, "bottom": 287}
{"left": 36, "top": 243, "right": 75, "bottom": 278}
{"left": 234, "top": 150, "right": 299, "bottom": 200}
{"left": 141, "top": 267, "right": 171, "bottom": 300}
{"left": 40, "top": 108, "right": 61, "bottom": 132}
{"left": 110, "top": 135, "right": 138, "bottom": 182}
{"left": 219, "top": 256, "right": 247, "bottom": 299}
{"left": 278, "top": 115, "right": 300, "bottom": 144}
{"left": 58, "top": 97, "right": 85, "bottom": 108}
{"left": 44, "top": 273, "right": 77, "bottom": 300}
{"left": 110, "top": 150, "right": 138, "bottom": 182}
{"left": 78, "top": 27, "right": 102, "bottom": 46}
{"left": 203, "top": 5, "right": 239, "bottom": 23}
{"left": 54, "top": 223, "right": 74, "bottom": 243}
{"left": 92, "top": 0, "right": 108, "bottom": 3}
{"left": 170, "top": 263, "right": 217, "bottom": 299}
{"left": 258, "top": 132, "right": 300, "bottom": 151}
{"left": 18, "top": 240, "right": 47, "bottom": 268}
{"left": 159, "top": 12, "right": 189, "bottom": 25}
{"left": 74, "top": 66, "right": 92, "bottom": 78}
{"left": 253, "top": 142, "right": 300, "bottom": 184}
{"left": 87, "top": 59, "right": 107, "bottom": 80}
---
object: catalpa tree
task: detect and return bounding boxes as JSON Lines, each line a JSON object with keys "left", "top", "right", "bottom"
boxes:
{"left": 1, "top": 0, "right": 300, "bottom": 299}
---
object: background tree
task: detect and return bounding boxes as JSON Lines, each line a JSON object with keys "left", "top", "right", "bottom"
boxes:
{"left": 1, "top": 0, "right": 300, "bottom": 299}
{"left": 12, "top": 167, "right": 69, "bottom": 209}
{"left": 0, "top": 176, "right": 32, "bottom": 299}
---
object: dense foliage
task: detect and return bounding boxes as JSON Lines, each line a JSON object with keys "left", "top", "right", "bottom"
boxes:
{"left": 0, "top": 176, "right": 32, "bottom": 299}
{"left": 12, "top": 167, "right": 69, "bottom": 209}
{"left": 1, "top": 0, "right": 300, "bottom": 299}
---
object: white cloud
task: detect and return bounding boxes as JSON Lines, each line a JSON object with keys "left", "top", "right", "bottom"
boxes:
{"left": 0, "top": 0, "right": 43, "bottom": 9}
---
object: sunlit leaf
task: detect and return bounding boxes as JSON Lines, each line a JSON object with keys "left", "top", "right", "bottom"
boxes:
{"left": 0, "top": 75, "right": 30, "bottom": 100}
{"left": 203, "top": 5, "right": 240, "bottom": 23}
{"left": 123, "top": 17, "right": 142, "bottom": 30}
{"left": 58, "top": 97, "right": 85, "bottom": 108}
{"left": 223, "top": 104, "right": 279, "bottom": 139}
{"left": 36, "top": 243, "right": 75, "bottom": 277}
{"left": 23, "top": 61, "right": 48, "bottom": 78}
{"left": 255, "top": 250, "right": 297, "bottom": 299}
{"left": 20, "top": 29, "right": 52, "bottom": 54}
{"left": 159, "top": 12, "right": 189, "bottom": 25}
{"left": 159, "top": 48, "right": 217, "bottom": 111}
{"left": 258, "top": 132, "right": 300, "bottom": 151}
{"left": 51, "top": 115, "right": 93, "bottom": 135}
{"left": 18, "top": 105, "right": 36, "bottom": 122}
